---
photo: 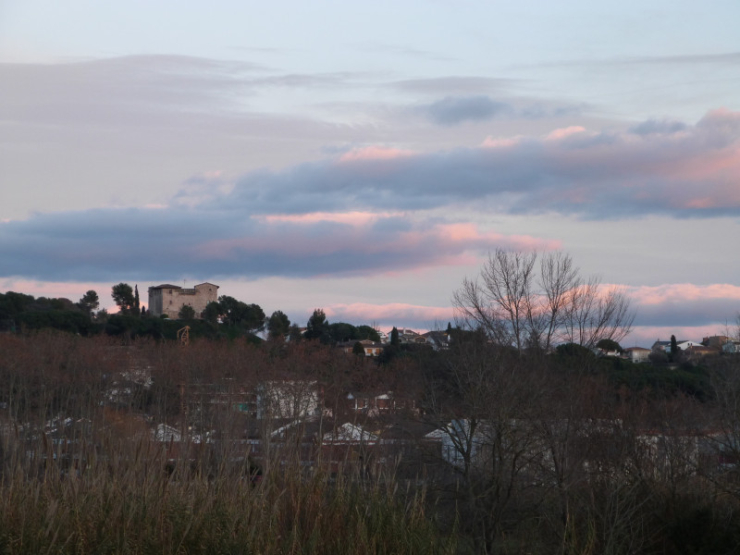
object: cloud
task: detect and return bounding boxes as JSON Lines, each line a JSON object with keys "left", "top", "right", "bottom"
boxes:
{"left": 214, "top": 108, "right": 740, "bottom": 219}
{"left": 627, "top": 283, "right": 740, "bottom": 327}
{"left": 626, "top": 325, "right": 729, "bottom": 348}
{"left": 424, "top": 96, "right": 513, "bottom": 125}
{"left": 0, "top": 279, "right": 112, "bottom": 304}
{"left": 338, "top": 146, "right": 416, "bottom": 162}
{"left": 325, "top": 302, "right": 455, "bottom": 330}
{"left": 323, "top": 280, "right": 740, "bottom": 338}
{"left": 629, "top": 119, "right": 688, "bottom": 136}
{"left": 2, "top": 101, "right": 739, "bottom": 283}
{"left": 417, "top": 95, "right": 582, "bottom": 126}
{"left": 0, "top": 208, "right": 554, "bottom": 282}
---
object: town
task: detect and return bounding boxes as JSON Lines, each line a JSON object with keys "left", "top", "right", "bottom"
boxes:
{"left": 2, "top": 276, "right": 740, "bottom": 553}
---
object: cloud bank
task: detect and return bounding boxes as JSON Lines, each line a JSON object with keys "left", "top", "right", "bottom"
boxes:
{"left": 1, "top": 109, "right": 738, "bottom": 284}
{"left": 215, "top": 108, "right": 740, "bottom": 219}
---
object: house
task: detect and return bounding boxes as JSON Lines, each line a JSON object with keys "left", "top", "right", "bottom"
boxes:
{"left": 702, "top": 336, "right": 731, "bottom": 349}
{"left": 336, "top": 340, "right": 384, "bottom": 356}
{"left": 624, "top": 346, "right": 651, "bottom": 363}
{"left": 345, "top": 391, "right": 416, "bottom": 416}
{"left": 684, "top": 345, "right": 715, "bottom": 359}
{"left": 651, "top": 339, "right": 701, "bottom": 354}
{"left": 422, "top": 330, "right": 451, "bottom": 351}
{"left": 397, "top": 328, "right": 427, "bottom": 345}
{"left": 634, "top": 430, "right": 700, "bottom": 479}
{"left": 147, "top": 282, "right": 218, "bottom": 319}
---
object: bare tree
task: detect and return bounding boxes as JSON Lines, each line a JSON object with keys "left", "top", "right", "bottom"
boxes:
{"left": 453, "top": 249, "right": 634, "bottom": 352}
{"left": 421, "top": 339, "right": 548, "bottom": 552}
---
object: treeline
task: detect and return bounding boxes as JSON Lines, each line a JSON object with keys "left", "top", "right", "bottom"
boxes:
{"left": 0, "top": 287, "right": 381, "bottom": 345}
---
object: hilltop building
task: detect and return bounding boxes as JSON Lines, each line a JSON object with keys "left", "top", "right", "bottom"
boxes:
{"left": 148, "top": 283, "right": 218, "bottom": 319}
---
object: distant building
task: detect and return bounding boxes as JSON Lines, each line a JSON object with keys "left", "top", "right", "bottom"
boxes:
{"left": 624, "top": 346, "right": 651, "bottom": 363}
{"left": 652, "top": 339, "right": 700, "bottom": 354}
{"left": 336, "top": 339, "right": 384, "bottom": 357}
{"left": 147, "top": 283, "right": 219, "bottom": 319}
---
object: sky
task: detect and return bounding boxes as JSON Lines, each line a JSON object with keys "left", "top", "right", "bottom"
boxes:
{"left": 1, "top": 0, "right": 739, "bottom": 346}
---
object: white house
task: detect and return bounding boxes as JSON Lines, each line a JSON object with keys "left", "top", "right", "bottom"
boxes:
{"left": 624, "top": 347, "right": 651, "bottom": 363}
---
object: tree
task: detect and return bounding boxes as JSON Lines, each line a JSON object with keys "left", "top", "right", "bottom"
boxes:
{"left": 178, "top": 304, "right": 196, "bottom": 320}
{"left": 218, "top": 296, "right": 265, "bottom": 333}
{"left": 328, "top": 322, "right": 357, "bottom": 343}
{"left": 420, "top": 338, "right": 546, "bottom": 551}
{"left": 288, "top": 324, "right": 303, "bottom": 343}
{"left": 77, "top": 290, "right": 99, "bottom": 318}
{"left": 352, "top": 341, "right": 366, "bottom": 356}
{"left": 390, "top": 326, "right": 399, "bottom": 346}
{"left": 453, "top": 249, "right": 634, "bottom": 352}
{"left": 202, "top": 301, "right": 221, "bottom": 325}
{"left": 133, "top": 285, "right": 141, "bottom": 316}
{"left": 111, "top": 283, "right": 135, "bottom": 315}
{"left": 597, "top": 338, "right": 622, "bottom": 353}
{"left": 305, "top": 309, "right": 330, "bottom": 343}
{"left": 669, "top": 334, "right": 681, "bottom": 363}
{"left": 357, "top": 325, "right": 381, "bottom": 342}
{"left": 267, "top": 310, "right": 291, "bottom": 340}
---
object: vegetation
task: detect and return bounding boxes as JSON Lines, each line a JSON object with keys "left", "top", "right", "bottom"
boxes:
{"left": 2, "top": 257, "right": 740, "bottom": 553}
{"left": 0, "top": 328, "right": 738, "bottom": 553}
{"left": 453, "top": 249, "right": 634, "bottom": 352}
{"left": 178, "top": 304, "right": 196, "bottom": 321}
{"left": 267, "top": 310, "right": 291, "bottom": 340}
{"left": 111, "top": 283, "right": 136, "bottom": 315}
{"left": 305, "top": 308, "right": 330, "bottom": 344}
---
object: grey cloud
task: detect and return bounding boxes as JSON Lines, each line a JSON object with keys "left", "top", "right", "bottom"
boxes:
{"left": 633, "top": 298, "right": 738, "bottom": 328}
{"left": 519, "top": 103, "right": 584, "bottom": 119}
{"left": 418, "top": 95, "right": 584, "bottom": 126}
{"left": 211, "top": 109, "right": 740, "bottom": 220}
{"left": 247, "top": 72, "right": 363, "bottom": 89}
{"left": 425, "top": 96, "right": 513, "bottom": 125}
{"left": 0, "top": 208, "right": 520, "bottom": 282}
{"left": 629, "top": 119, "right": 687, "bottom": 135}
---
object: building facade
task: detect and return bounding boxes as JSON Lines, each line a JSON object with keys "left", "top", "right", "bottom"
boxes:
{"left": 147, "top": 283, "right": 219, "bottom": 319}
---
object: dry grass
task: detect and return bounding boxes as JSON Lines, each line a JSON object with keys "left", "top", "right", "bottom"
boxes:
{"left": 0, "top": 436, "right": 452, "bottom": 555}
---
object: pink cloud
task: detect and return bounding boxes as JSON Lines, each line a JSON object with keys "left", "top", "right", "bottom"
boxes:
{"left": 192, "top": 216, "right": 558, "bottom": 276}
{"left": 257, "top": 211, "right": 402, "bottom": 226}
{"left": 545, "top": 126, "right": 587, "bottom": 141}
{"left": 338, "top": 146, "right": 416, "bottom": 163}
{"left": 481, "top": 136, "right": 521, "bottom": 148}
{"left": 628, "top": 324, "right": 732, "bottom": 348}
{"left": 0, "top": 279, "right": 122, "bottom": 310}
{"left": 626, "top": 283, "right": 740, "bottom": 305}
{"left": 325, "top": 302, "right": 455, "bottom": 331}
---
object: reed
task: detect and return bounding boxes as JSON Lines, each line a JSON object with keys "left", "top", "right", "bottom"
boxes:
{"left": 0, "top": 435, "right": 453, "bottom": 555}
